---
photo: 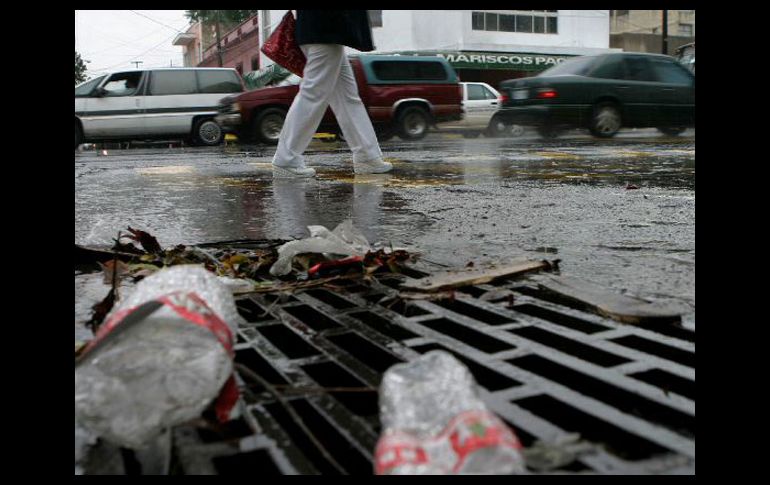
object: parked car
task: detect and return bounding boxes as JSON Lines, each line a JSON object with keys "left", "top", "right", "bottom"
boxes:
{"left": 435, "top": 82, "right": 524, "bottom": 138}
{"left": 496, "top": 52, "right": 695, "bottom": 138}
{"left": 75, "top": 68, "right": 244, "bottom": 149}
{"left": 216, "top": 55, "right": 463, "bottom": 144}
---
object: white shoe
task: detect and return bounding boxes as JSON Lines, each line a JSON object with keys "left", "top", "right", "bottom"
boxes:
{"left": 354, "top": 158, "right": 393, "bottom": 174}
{"left": 273, "top": 165, "right": 316, "bottom": 178}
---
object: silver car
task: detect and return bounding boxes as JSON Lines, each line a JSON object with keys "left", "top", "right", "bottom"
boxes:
{"left": 75, "top": 68, "right": 244, "bottom": 149}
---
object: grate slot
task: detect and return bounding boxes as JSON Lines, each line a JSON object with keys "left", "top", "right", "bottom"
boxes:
{"left": 212, "top": 449, "right": 282, "bottom": 475}
{"left": 610, "top": 336, "right": 694, "bottom": 369}
{"left": 264, "top": 400, "right": 372, "bottom": 475}
{"left": 508, "top": 355, "right": 695, "bottom": 438}
{"left": 418, "top": 318, "right": 515, "bottom": 353}
{"left": 301, "top": 361, "right": 379, "bottom": 417}
{"left": 197, "top": 417, "right": 254, "bottom": 444}
{"left": 508, "top": 326, "right": 631, "bottom": 367}
{"left": 412, "top": 343, "right": 522, "bottom": 391}
{"left": 434, "top": 298, "right": 515, "bottom": 325}
{"left": 283, "top": 305, "right": 341, "bottom": 331}
{"left": 457, "top": 286, "right": 488, "bottom": 298}
{"left": 629, "top": 369, "right": 695, "bottom": 401}
{"left": 511, "top": 304, "right": 610, "bottom": 334}
{"left": 327, "top": 333, "right": 404, "bottom": 374}
{"left": 235, "top": 348, "right": 289, "bottom": 394}
{"left": 386, "top": 300, "right": 431, "bottom": 317}
{"left": 348, "top": 311, "right": 420, "bottom": 341}
{"left": 304, "top": 289, "right": 356, "bottom": 309}
{"left": 257, "top": 324, "right": 322, "bottom": 359}
{"left": 514, "top": 394, "right": 672, "bottom": 461}
{"left": 236, "top": 298, "right": 273, "bottom": 323}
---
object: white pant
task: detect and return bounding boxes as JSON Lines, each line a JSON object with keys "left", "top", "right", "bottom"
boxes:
{"left": 272, "top": 44, "right": 383, "bottom": 168}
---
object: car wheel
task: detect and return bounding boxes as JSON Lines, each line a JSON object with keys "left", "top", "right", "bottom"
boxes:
{"left": 485, "top": 118, "right": 509, "bottom": 138}
{"left": 510, "top": 125, "right": 525, "bottom": 137}
{"left": 396, "top": 106, "right": 430, "bottom": 140}
{"left": 463, "top": 132, "right": 481, "bottom": 139}
{"left": 589, "top": 102, "right": 622, "bottom": 138}
{"left": 193, "top": 118, "right": 224, "bottom": 146}
{"left": 658, "top": 126, "right": 687, "bottom": 136}
{"left": 254, "top": 108, "right": 287, "bottom": 145}
{"left": 75, "top": 123, "right": 83, "bottom": 150}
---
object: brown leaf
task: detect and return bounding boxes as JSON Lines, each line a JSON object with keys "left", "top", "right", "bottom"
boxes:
{"left": 85, "top": 288, "right": 116, "bottom": 334}
{"left": 126, "top": 226, "right": 163, "bottom": 254}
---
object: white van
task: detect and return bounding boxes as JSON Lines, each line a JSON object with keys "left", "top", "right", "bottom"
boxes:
{"left": 75, "top": 68, "right": 244, "bottom": 149}
{"left": 437, "top": 82, "right": 524, "bottom": 138}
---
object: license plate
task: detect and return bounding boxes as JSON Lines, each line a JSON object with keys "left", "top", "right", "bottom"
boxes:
{"left": 513, "top": 89, "right": 529, "bottom": 100}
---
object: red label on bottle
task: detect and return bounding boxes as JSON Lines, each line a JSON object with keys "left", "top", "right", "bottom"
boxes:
{"left": 374, "top": 410, "right": 523, "bottom": 474}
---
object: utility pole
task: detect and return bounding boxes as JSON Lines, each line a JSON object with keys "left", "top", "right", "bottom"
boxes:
{"left": 132, "top": 61, "right": 143, "bottom": 69}
{"left": 215, "top": 10, "right": 224, "bottom": 67}
{"left": 661, "top": 10, "right": 669, "bottom": 55}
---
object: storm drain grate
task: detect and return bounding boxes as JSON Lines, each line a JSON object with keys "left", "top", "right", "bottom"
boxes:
{"left": 173, "top": 273, "right": 694, "bottom": 474}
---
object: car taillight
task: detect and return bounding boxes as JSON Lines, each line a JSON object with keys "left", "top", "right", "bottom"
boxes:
{"left": 536, "top": 89, "right": 558, "bottom": 99}
{"left": 499, "top": 94, "right": 509, "bottom": 104}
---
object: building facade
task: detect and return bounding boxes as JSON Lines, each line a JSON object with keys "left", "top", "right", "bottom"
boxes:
{"left": 258, "top": 10, "right": 618, "bottom": 87}
{"left": 610, "top": 10, "right": 695, "bottom": 55}
{"left": 173, "top": 15, "right": 261, "bottom": 74}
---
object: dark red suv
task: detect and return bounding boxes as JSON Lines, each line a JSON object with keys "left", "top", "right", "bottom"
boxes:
{"left": 216, "top": 54, "right": 463, "bottom": 144}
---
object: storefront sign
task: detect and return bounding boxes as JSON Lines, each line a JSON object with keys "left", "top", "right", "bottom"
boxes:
{"left": 393, "top": 51, "right": 575, "bottom": 71}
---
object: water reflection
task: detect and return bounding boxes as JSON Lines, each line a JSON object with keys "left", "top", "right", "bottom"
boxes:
{"left": 268, "top": 175, "right": 390, "bottom": 243}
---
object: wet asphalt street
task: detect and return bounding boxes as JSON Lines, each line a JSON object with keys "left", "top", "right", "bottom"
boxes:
{"left": 75, "top": 128, "right": 695, "bottom": 328}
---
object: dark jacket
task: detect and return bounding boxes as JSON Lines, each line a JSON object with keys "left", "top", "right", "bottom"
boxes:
{"left": 295, "top": 10, "right": 375, "bottom": 52}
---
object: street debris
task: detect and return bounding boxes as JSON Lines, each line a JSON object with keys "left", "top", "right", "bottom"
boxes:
{"left": 75, "top": 266, "right": 243, "bottom": 450}
{"left": 375, "top": 350, "right": 526, "bottom": 474}
{"left": 521, "top": 433, "right": 596, "bottom": 472}
{"left": 270, "top": 220, "right": 371, "bottom": 276}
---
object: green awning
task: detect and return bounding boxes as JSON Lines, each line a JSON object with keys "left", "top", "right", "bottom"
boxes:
{"left": 386, "top": 51, "right": 577, "bottom": 72}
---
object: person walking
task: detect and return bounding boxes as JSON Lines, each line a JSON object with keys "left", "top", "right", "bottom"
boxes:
{"left": 272, "top": 10, "right": 393, "bottom": 178}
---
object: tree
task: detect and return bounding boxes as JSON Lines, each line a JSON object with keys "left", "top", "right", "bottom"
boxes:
{"left": 75, "top": 51, "right": 89, "bottom": 85}
{"left": 185, "top": 10, "right": 258, "bottom": 25}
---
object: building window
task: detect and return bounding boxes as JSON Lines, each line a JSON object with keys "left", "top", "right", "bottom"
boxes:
{"left": 368, "top": 10, "right": 382, "bottom": 27}
{"left": 251, "top": 56, "right": 259, "bottom": 71}
{"left": 678, "top": 23, "right": 693, "bottom": 36}
{"left": 472, "top": 11, "right": 558, "bottom": 34}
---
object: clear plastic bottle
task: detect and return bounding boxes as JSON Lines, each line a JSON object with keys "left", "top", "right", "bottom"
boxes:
{"left": 375, "top": 350, "right": 526, "bottom": 474}
{"left": 75, "top": 265, "right": 244, "bottom": 449}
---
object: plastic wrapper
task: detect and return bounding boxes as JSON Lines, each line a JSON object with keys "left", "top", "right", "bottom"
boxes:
{"left": 242, "top": 64, "right": 293, "bottom": 90}
{"left": 270, "top": 219, "right": 371, "bottom": 276}
{"left": 75, "top": 266, "right": 243, "bottom": 449}
{"left": 375, "top": 350, "right": 525, "bottom": 474}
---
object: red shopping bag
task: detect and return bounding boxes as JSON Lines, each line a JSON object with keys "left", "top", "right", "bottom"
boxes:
{"left": 260, "top": 11, "right": 306, "bottom": 77}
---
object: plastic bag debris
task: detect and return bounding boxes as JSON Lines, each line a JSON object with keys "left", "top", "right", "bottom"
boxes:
{"left": 522, "top": 433, "right": 595, "bottom": 472}
{"left": 375, "top": 350, "right": 526, "bottom": 474}
{"left": 75, "top": 265, "right": 243, "bottom": 449}
{"left": 270, "top": 219, "right": 371, "bottom": 276}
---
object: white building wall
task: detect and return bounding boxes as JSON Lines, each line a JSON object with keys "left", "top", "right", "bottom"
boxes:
{"left": 374, "top": 10, "right": 614, "bottom": 56}
{"left": 258, "top": 10, "right": 616, "bottom": 68}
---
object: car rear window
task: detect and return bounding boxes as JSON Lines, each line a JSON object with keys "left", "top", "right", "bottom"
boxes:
{"left": 372, "top": 60, "right": 447, "bottom": 81}
{"left": 622, "top": 57, "right": 656, "bottom": 82}
{"left": 538, "top": 56, "right": 596, "bottom": 76}
{"left": 197, "top": 70, "right": 243, "bottom": 93}
{"left": 590, "top": 56, "right": 626, "bottom": 80}
{"left": 149, "top": 70, "right": 197, "bottom": 95}
{"left": 650, "top": 58, "right": 693, "bottom": 85}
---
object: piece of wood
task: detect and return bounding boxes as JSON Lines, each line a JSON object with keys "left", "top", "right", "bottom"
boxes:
{"left": 536, "top": 275, "right": 682, "bottom": 325}
{"left": 400, "top": 259, "right": 551, "bottom": 292}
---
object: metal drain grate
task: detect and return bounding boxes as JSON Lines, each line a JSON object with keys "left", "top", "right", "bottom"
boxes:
{"left": 173, "top": 274, "right": 695, "bottom": 475}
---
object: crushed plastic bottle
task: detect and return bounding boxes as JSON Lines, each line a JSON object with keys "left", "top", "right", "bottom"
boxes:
{"left": 375, "top": 350, "right": 526, "bottom": 474}
{"left": 75, "top": 265, "right": 244, "bottom": 449}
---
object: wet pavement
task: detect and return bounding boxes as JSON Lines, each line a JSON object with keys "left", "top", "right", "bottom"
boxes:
{"left": 75, "top": 129, "right": 694, "bottom": 329}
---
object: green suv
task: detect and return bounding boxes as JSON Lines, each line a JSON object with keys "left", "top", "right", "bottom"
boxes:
{"left": 497, "top": 52, "right": 694, "bottom": 138}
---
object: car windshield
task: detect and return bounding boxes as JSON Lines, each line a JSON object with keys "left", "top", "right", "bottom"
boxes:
{"left": 75, "top": 76, "right": 105, "bottom": 96}
{"left": 538, "top": 56, "right": 597, "bottom": 77}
